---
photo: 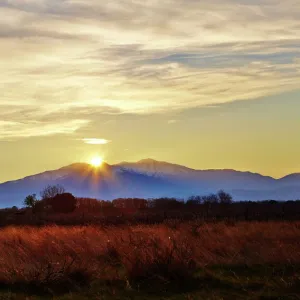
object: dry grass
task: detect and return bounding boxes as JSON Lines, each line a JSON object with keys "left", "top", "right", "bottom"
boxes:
{"left": 0, "top": 221, "right": 299, "bottom": 291}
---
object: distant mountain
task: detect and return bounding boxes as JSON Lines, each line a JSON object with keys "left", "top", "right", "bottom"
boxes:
{"left": 117, "top": 159, "right": 195, "bottom": 176}
{"left": 117, "top": 159, "right": 277, "bottom": 191}
{"left": 278, "top": 173, "right": 300, "bottom": 186}
{"left": 0, "top": 162, "right": 179, "bottom": 207}
{"left": 0, "top": 159, "right": 299, "bottom": 207}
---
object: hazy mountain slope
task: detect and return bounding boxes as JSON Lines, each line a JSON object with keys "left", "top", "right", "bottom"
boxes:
{"left": 233, "top": 185, "right": 300, "bottom": 201}
{"left": 117, "top": 159, "right": 277, "bottom": 190}
{"left": 0, "top": 162, "right": 179, "bottom": 207}
{"left": 117, "top": 159, "right": 196, "bottom": 176}
{"left": 278, "top": 173, "right": 300, "bottom": 186}
{"left": 0, "top": 159, "right": 299, "bottom": 207}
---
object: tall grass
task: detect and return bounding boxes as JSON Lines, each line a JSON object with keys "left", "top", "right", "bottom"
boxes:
{"left": 0, "top": 221, "right": 299, "bottom": 289}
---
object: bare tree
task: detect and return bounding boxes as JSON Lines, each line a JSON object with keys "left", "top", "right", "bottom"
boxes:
{"left": 218, "top": 190, "right": 233, "bottom": 204}
{"left": 203, "top": 194, "right": 219, "bottom": 204}
{"left": 40, "top": 184, "right": 65, "bottom": 200}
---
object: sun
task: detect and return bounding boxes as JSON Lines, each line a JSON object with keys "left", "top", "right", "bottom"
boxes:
{"left": 89, "top": 156, "right": 104, "bottom": 168}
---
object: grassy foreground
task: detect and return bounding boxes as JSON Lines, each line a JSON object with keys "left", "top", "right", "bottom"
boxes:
{"left": 0, "top": 221, "right": 300, "bottom": 299}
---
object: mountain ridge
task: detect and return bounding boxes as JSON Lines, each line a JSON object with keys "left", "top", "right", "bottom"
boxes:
{"left": 117, "top": 158, "right": 279, "bottom": 179}
{"left": 2, "top": 158, "right": 294, "bottom": 184}
{"left": 0, "top": 159, "right": 299, "bottom": 207}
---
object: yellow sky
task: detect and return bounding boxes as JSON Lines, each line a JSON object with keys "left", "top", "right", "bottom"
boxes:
{"left": 0, "top": 0, "right": 300, "bottom": 182}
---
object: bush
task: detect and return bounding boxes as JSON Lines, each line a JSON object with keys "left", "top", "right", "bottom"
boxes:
{"left": 47, "top": 193, "right": 77, "bottom": 214}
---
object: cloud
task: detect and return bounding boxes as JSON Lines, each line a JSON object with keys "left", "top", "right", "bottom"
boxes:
{"left": 0, "top": 119, "right": 89, "bottom": 140}
{"left": 82, "top": 138, "right": 111, "bottom": 145}
{"left": 0, "top": 0, "right": 300, "bottom": 138}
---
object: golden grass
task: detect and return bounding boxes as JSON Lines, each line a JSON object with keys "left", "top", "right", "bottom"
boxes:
{"left": 0, "top": 221, "right": 299, "bottom": 286}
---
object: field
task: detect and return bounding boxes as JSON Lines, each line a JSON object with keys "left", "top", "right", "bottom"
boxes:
{"left": 0, "top": 221, "right": 300, "bottom": 299}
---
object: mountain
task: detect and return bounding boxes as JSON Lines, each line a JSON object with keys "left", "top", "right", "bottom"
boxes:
{"left": 0, "top": 159, "right": 299, "bottom": 207}
{"left": 278, "top": 173, "right": 300, "bottom": 186}
{"left": 117, "top": 159, "right": 277, "bottom": 190}
{"left": 117, "top": 159, "right": 195, "bottom": 176}
{"left": 0, "top": 162, "right": 180, "bottom": 207}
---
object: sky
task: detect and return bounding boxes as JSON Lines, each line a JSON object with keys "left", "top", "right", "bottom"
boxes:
{"left": 0, "top": 0, "right": 300, "bottom": 182}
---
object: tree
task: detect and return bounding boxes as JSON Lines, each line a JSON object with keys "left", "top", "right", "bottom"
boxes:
{"left": 23, "top": 194, "right": 37, "bottom": 209}
{"left": 186, "top": 196, "right": 202, "bottom": 206}
{"left": 151, "top": 198, "right": 184, "bottom": 210}
{"left": 112, "top": 198, "right": 148, "bottom": 209}
{"left": 40, "top": 184, "right": 65, "bottom": 200}
{"left": 203, "top": 194, "right": 219, "bottom": 204}
{"left": 47, "top": 193, "right": 77, "bottom": 214}
{"left": 202, "top": 194, "right": 219, "bottom": 216}
{"left": 217, "top": 190, "right": 233, "bottom": 204}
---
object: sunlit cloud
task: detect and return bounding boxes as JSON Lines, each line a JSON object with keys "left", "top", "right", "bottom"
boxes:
{"left": 168, "top": 120, "right": 178, "bottom": 124}
{"left": 0, "top": 0, "right": 300, "bottom": 139}
{"left": 0, "top": 119, "right": 89, "bottom": 140}
{"left": 82, "top": 138, "right": 111, "bottom": 145}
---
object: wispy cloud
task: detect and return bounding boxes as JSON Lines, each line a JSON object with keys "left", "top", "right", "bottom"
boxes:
{"left": 0, "top": 0, "right": 299, "bottom": 138}
{"left": 0, "top": 119, "right": 89, "bottom": 140}
{"left": 82, "top": 138, "right": 111, "bottom": 145}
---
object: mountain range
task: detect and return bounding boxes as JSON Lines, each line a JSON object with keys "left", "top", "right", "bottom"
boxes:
{"left": 0, "top": 159, "right": 300, "bottom": 207}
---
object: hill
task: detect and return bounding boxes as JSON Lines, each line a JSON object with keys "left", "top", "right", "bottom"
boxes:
{"left": 0, "top": 159, "right": 299, "bottom": 206}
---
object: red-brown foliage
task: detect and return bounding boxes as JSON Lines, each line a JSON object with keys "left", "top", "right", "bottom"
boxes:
{"left": 46, "top": 193, "right": 77, "bottom": 214}
{"left": 0, "top": 221, "right": 299, "bottom": 287}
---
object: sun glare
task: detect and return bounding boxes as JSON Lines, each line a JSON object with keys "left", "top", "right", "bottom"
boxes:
{"left": 90, "top": 156, "right": 104, "bottom": 168}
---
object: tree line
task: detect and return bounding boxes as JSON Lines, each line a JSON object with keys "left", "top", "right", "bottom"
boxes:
{"left": 0, "top": 185, "right": 299, "bottom": 226}
{"left": 23, "top": 185, "right": 234, "bottom": 213}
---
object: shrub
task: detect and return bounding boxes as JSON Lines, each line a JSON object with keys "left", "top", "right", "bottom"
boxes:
{"left": 47, "top": 193, "right": 77, "bottom": 214}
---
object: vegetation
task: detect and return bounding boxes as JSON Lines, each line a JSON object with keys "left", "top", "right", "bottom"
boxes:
{"left": 0, "top": 221, "right": 299, "bottom": 299}
{"left": 40, "top": 184, "right": 65, "bottom": 200}
{"left": 35, "top": 193, "right": 78, "bottom": 214}
{"left": 48, "top": 193, "right": 77, "bottom": 214}
{"left": 1, "top": 192, "right": 300, "bottom": 227}
{"left": 1, "top": 187, "right": 300, "bottom": 298}
{"left": 23, "top": 194, "right": 37, "bottom": 209}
